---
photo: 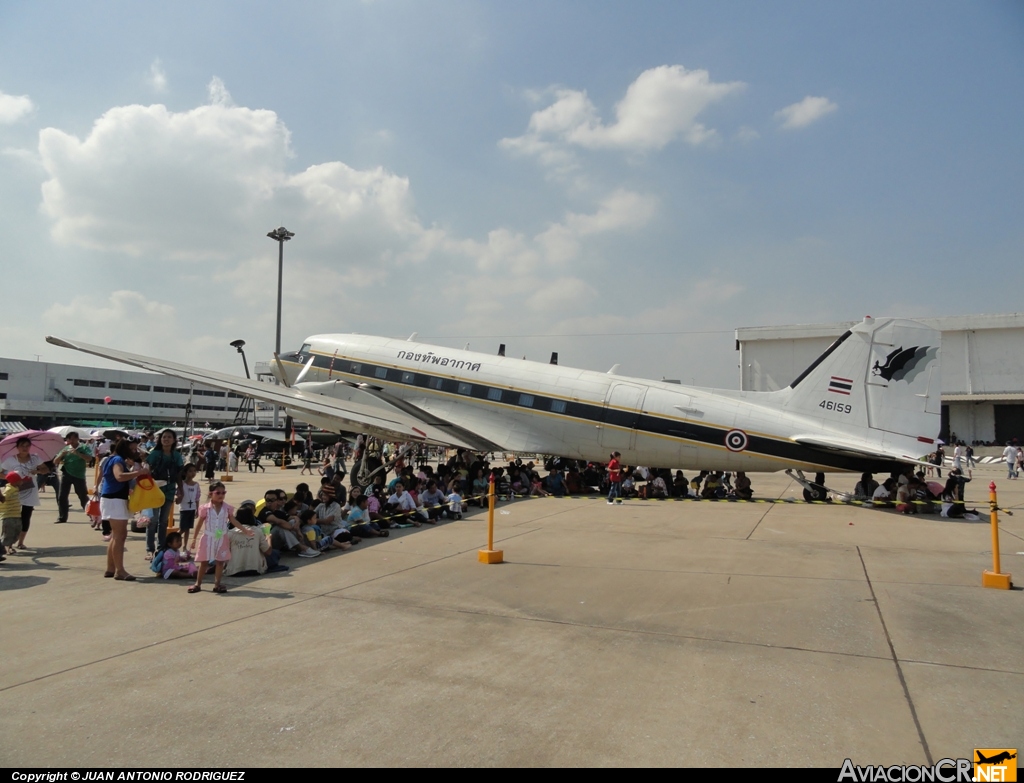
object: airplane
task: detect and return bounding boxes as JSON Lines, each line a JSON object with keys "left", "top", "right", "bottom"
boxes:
{"left": 46, "top": 315, "right": 942, "bottom": 475}
{"left": 976, "top": 751, "right": 1016, "bottom": 766}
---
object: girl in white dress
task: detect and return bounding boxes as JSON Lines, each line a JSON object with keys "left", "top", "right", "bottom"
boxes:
{"left": 189, "top": 481, "right": 253, "bottom": 594}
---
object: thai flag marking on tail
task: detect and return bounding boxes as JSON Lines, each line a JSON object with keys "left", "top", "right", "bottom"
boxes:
{"left": 828, "top": 376, "right": 853, "bottom": 395}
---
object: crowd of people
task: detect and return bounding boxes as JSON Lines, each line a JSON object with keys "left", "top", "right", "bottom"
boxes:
{"left": 0, "top": 426, "right": 998, "bottom": 578}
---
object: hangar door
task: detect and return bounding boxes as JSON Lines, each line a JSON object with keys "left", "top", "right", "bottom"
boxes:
{"left": 995, "top": 405, "right": 1024, "bottom": 444}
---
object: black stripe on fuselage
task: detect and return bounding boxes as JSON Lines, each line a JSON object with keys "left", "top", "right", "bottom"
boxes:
{"left": 282, "top": 349, "right": 904, "bottom": 473}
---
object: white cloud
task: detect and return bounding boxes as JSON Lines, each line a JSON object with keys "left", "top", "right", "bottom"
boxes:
{"left": 536, "top": 189, "right": 657, "bottom": 263}
{"left": 734, "top": 126, "right": 760, "bottom": 143}
{"left": 207, "top": 76, "right": 232, "bottom": 106}
{"left": 525, "top": 277, "right": 598, "bottom": 313}
{"left": 501, "top": 65, "right": 745, "bottom": 167}
{"left": 148, "top": 59, "right": 167, "bottom": 93}
{"left": 457, "top": 189, "right": 657, "bottom": 271}
{"left": 774, "top": 96, "right": 837, "bottom": 130}
{"left": 39, "top": 100, "right": 293, "bottom": 257}
{"left": 0, "top": 90, "right": 35, "bottom": 124}
{"left": 44, "top": 291, "right": 178, "bottom": 354}
{"left": 29, "top": 82, "right": 679, "bottom": 380}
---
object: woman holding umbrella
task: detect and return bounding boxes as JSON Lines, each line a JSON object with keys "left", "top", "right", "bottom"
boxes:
{"left": 0, "top": 434, "right": 56, "bottom": 550}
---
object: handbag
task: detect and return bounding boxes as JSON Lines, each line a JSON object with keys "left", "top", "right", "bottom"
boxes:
{"left": 129, "top": 476, "right": 167, "bottom": 513}
{"left": 85, "top": 497, "right": 101, "bottom": 517}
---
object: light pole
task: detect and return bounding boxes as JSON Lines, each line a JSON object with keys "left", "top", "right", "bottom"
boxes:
{"left": 230, "top": 339, "right": 254, "bottom": 426}
{"left": 267, "top": 226, "right": 294, "bottom": 428}
{"left": 266, "top": 226, "right": 294, "bottom": 357}
{"left": 230, "top": 339, "right": 251, "bottom": 379}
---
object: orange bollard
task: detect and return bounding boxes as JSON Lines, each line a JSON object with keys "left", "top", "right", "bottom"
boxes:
{"left": 982, "top": 481, "right": 1012, "bottom": 589}
{"left": 478, "top": 476, "right": 504, "bottom": 564}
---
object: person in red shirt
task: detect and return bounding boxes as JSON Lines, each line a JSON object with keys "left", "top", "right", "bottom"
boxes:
{"left": 606, "top": 452, "right": 622, "bottom": 503}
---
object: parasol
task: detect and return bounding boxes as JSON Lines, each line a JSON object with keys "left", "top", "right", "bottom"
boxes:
{"left": 0, "top": 430, "right": 67, "bottom": 464}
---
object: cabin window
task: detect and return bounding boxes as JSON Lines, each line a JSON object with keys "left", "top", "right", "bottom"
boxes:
{"left": 458, "top": 382, "right": 472, "bottom": 395}
{"left": 487, "top": 388, "right": 502, "bottom": 402}
{"left": 518, "top": 394, "right": 535, "bottom": 408}
{"left": 374, "top": 367, "right": 388, "bottom": 379}
{"left": 350, "top": 363, "right": 361, "bottom": 374}
{"left": 429, "top": 377, "right": 444, "bottom": 390}
{"left": 550, "top": 399, "right": 566, "bottom": 413}
{"left": 402, "top": 372, "right": 415, "bottom": 384}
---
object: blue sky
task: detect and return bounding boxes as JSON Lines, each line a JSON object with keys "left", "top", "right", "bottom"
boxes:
{"left": 1, "top": 1, "right": 1021, "bottom": 387}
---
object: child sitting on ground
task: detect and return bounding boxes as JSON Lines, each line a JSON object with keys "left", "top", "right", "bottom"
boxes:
{"left": 347, "top": 495, "right": 388, "bottom": 537}
{"left": 446, "top": 482, "right": 464, "bottom": 519}
{"left": 160, "top": 531, "right": 198, "bottom": 580}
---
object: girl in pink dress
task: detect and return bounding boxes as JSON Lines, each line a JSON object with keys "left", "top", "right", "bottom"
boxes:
{"left": 188, "top": 482, "right": 253, "bottom": 594}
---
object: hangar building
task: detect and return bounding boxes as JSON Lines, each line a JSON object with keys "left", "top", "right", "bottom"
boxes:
{"left": 0, "top": 356, "right": 278, "bottom": 431}
{"left": 735, "top": 313, "right": 1024, "bottom": 446}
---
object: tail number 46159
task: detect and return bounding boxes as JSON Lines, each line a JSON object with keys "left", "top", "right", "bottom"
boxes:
{"left": 820, "top": 400, "right": 852, "bottom": 414}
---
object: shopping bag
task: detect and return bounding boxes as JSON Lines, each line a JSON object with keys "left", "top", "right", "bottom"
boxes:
{"left": 128, "top": 476, "right": 166, "bottom": 513}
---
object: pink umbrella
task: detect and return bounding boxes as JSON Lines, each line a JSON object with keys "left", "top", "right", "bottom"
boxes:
{"left": 0, "top": 430, "right": 66, "bottom": 463}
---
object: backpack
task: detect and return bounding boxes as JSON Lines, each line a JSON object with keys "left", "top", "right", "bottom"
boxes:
{"left": 149, "top": 549, "right": 165, "bottom": 574}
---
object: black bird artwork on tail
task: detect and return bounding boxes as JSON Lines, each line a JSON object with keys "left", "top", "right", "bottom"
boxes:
{"left": 871, "top": 345, "right": 936, "bottom": 383}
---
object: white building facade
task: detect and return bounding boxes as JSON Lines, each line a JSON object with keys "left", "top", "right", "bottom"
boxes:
{"left": 735, "top": 313, "right": 1024, "bottom": 445}
{"left": 0, "top": 356, "right": 277, "bottom": 430}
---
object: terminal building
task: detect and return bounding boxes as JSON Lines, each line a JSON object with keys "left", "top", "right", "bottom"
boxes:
{"left": 0, "top": 356, "right": 279, "bottom": 432}
{"left": 735, "top": 313, "right": 1024, "bottom": 446}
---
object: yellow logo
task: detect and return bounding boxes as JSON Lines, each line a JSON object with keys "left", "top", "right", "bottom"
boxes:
{"left": 974, "top": 749, "right": 1017, "bottom": 782}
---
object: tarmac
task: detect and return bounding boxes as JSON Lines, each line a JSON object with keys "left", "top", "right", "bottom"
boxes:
{"left": 1, "top": 463, "right": 1022, "bottom": 767}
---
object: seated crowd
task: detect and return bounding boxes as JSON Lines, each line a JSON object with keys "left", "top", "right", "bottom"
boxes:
{"left": 1, "top": 429, "right": 984, "bottom": 586}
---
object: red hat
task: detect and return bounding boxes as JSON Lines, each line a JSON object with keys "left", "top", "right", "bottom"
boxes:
{"left": 5, "top": 471, "right": 24, "bottom": 484}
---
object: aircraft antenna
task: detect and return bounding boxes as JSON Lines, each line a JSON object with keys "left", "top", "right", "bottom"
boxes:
{"left": 498, "top": 344, "right": 506, "bottom": 357}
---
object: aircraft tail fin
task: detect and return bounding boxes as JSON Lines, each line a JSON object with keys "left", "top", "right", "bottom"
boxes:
{"left": 775, "top": 317, "right": 942, "bottom": 460}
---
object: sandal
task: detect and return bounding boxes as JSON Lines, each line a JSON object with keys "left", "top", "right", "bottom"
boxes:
{"left": 114, "top": 574, "right": 137, "bottom": 581}
{"left": 188, "top": 584, "right": 202, "bottom": 593}
{"left": 103, "top": 571, "right": 115, "bottom": 578}
{"left": 212, "top": 584, "right": 227, "bottom": 593}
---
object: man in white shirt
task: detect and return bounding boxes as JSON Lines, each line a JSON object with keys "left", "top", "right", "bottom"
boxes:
{"left": 1003, "top": 443, "right": 1019, "bottom": 479}
{"left": 386, "top": 483, "right": 423, "bottom": 527}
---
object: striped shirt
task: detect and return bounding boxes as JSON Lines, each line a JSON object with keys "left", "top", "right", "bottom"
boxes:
{"left": 0, "top": 484, "right": 22, "bottom": 519}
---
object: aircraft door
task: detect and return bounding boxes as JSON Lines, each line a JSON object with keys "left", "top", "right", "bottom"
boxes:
{"left": 600, "top": 383, "right": 647, "bottom": 454}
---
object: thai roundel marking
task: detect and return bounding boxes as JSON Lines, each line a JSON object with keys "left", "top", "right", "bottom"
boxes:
{"left": 725, "top": 429, "right": 748, "bottom": 452}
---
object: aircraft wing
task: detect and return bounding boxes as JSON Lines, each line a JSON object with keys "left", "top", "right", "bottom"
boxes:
{"left": 45, "top": 336, "right": 497, "bottom": 450}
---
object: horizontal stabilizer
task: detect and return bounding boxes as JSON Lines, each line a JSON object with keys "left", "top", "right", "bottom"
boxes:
{"left": 792, "top": 435, "right": 923, "bottom": 464}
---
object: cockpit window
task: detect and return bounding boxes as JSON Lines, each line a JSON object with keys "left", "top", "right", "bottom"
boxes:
{"left": 299, "top": 343, "right": 312, "bottom": 355}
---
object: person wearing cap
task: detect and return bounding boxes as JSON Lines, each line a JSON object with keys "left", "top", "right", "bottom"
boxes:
{"left": 1, "top": 472, "right": 25, "bottom": 559}
{"left": 54, "top": 432, "right": 92, "bottom": 524}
